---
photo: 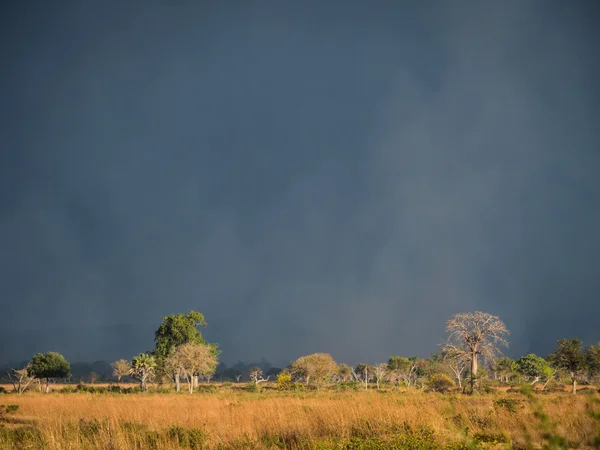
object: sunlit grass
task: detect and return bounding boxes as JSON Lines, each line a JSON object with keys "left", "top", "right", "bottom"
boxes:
{"left": 0, "top": 385, "right": 598, "bottom": 449}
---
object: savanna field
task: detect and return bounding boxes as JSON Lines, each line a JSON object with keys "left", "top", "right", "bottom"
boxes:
{"left": 1, "top": 383, "right": 599, "bottom": 450}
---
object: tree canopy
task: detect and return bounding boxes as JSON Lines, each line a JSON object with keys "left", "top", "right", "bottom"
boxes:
{"left": 28, "top": 352, "right": 71, "bottom": 393}
{"left": 154, "top": 311, "right": 209, "bottom": 361}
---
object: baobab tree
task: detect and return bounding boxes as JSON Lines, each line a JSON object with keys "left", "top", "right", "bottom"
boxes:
{"left": 444, "top": 311, "right": 509, "bottom": 393}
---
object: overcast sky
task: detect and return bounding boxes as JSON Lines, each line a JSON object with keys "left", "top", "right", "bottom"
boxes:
{"left": 1, "top": 1, "right": 599, "bottom": 367}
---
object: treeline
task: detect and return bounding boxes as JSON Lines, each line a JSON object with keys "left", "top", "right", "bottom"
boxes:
{"left": 3, "top": 311, "right": 600, "bottom": 395}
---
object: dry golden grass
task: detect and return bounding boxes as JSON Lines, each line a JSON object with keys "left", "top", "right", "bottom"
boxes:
{"left": 1, "top": 387, "right": 599, "bottom": 449}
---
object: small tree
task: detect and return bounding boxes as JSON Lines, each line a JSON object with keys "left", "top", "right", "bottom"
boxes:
{"left": 336, "top": 363, "right": 353, "bottom": 383}
{"left": 493, "top": 356, "right": 517, "bottom": 384}
{"left": 248, "top": 366, "right": 270, "bottom": 386}
{"left": 517, "top": 354, "right": 550, "bottom": 386}
{"left": 7, "top": 366, "right": 35, "bottom": 394}
{"left": 387, "top": 356, "right": 420, "bottom": 387}
{"left": 166, "top": 342, "right": 218, "bottom": 393}
{"left": 585, "top": 342, "right": 600, "bottom": 381}
{"left": 373, "top": 363, "right": 388, "bottom": 389}
{"left": 548, "top": 338, "right": 587, "bottom": 394}
{"left": 445, "top": 311, "right": 509, "bottom": 393}
{"left": 131, "top": 353, "right": 156, "bottom": 392}
{"left": 439, "top": 349, "right": 469, "bottom": 390}
{"left": 354, "top": 363, "right": 374, "bottom": 390}
{"left": 289, "top": 353, "right": 337, "bottom": 388}
{"left": 111, "top": 359, "right": 131, "bottom": 384}
{"left": 28, "top": 352, "right": 71, "bottom": 393}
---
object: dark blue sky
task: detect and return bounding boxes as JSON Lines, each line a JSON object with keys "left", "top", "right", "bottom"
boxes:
{"left": 1, "top": 1, "right": 599, "bottom": 366}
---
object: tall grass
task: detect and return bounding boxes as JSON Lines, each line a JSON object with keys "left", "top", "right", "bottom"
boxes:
{"left": 0, "top": 388, "right": 598, "bottom": 449}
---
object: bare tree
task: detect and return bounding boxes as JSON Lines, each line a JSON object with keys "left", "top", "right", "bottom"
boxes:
{"left": 353, "top": 364, "right": 374, "bottom": 390}
{"left": 248, "top": 366, "right": 270, "bottom": 385}
{"left": 111, "top": 359, "right": 131, "bottom": 384}
{"left": 445, "top": 311, "right": 509, "bottom": 393}
{"left": 373, "top": 363, "right": 388, "bottom": 389}
{"left": 7, "top": 367, "right": 35, "bottom": 394}
{"left": 387, "top": 356, "right": 420, "bottom": 387}
{"left": 439, "top": 348, "right": 469, "bottom": 390}
{"left": 166, "top": 342, "right": 218, "bottom": 394}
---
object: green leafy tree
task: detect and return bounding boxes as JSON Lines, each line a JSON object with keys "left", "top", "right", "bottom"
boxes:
{"left": 493, "top": 356, "right": 517, "bottom": 383}
{"left": 131, "top": 353, "right": 156, "bottom": 392}
{"left": 387, "top": 356, "right": 420, "bottom": 387}
{"left": 548, "top": 338, "right": 587, "bottom": 394}
{"left": 28, "top": 352, "right": 71, "bottom": 393}
{"left": 517, "top": 354, "right": 550, "bottom": 386}
{"left": 585, "top": 342, "right": 600, "bottom": 381}
{"left": 154, "top": 311, "right": 216, "bottom": 391}
{"left": 154, "top": 311, "right": 209, "bottom": 359}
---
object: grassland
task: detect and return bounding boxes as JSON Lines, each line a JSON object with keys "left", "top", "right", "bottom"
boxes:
{"left": 1, "top": 384, "right": 599, "bottom": 449}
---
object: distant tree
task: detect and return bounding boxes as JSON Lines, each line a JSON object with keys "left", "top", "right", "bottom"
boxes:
{"left": 493, "top": 356, "right": 517, "bottom": 384}
{"left": 266, "top": 367, "right": 282, "bottom": 378}
{"left": 585, "top": 342, "right": 600, "bottom": 381}
{"left": 354, "top": 363, "right": 374, "bottom": 390}
{"left": 154, "top": 311, "right": 216, "bottom": 389}
{"left": 548, "top": 338, "right": 587, "bottom": 394}
{"left": 7, "top": 366, "right": 35, "bottom": 394}
{"left": 373, "top": 363, "right": 388, "bottom": 389}
{"left": 387, "top": 356, "right": 420, "bottom": 387}
{"left": 516, "top": 354, "right": 551, "bottom": 386}
{"left": 289, "top": 353, "right": 337, "bottom": 388}
{"left": 336, "top": 363, "right": 353, "bottom": 383}
{"left": 439, "top": 349, "right": 469, "bottom": 390}
{"left": 221, "top": 368, "right": 243, "bottom": 382}
{"left": 445, "top": 311, "right": 509, "bottom": 393}
{"left": 165, "top": 342, "right": 218, "bottom": 393}
{"left": 131, "top": 353, "right": 156, "bottom": 392}
{"left": 111, "top": 359, "right": 131, "bottom": 384}
{"left": 248, "top": 366, "right": 270, "bottom": 386}
{"left": 28, "top": 352, "right": 71, "bottom": 393}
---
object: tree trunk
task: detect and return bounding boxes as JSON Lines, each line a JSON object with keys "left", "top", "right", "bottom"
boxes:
{"left": 45, "top": 378, "right": 50, "bottom": 394}
{"left": 572, "top": 375, "right": 577, "bottom": 394}
{"left": 193, "top": 376, "right": 199, "bottom": 388}
{"left": 175, "top": 372, "right": 181, "bottom": 393}
{"left": 470, "top": 350, "right": 478, "bottom": 394}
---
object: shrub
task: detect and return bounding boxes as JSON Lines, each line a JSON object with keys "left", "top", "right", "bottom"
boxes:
{"left": 494, "top": 398, "right": 521, "bottom": 413}
{"left": 277, "top": 372, "right": 293, "bottom": 390}
{"left": 426, "top": 373, "right": 455, "bottom": 393}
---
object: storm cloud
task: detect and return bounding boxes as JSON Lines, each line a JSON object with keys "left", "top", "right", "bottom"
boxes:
{"left": 1, "top": 1, "right": 599, "bottom": 366}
